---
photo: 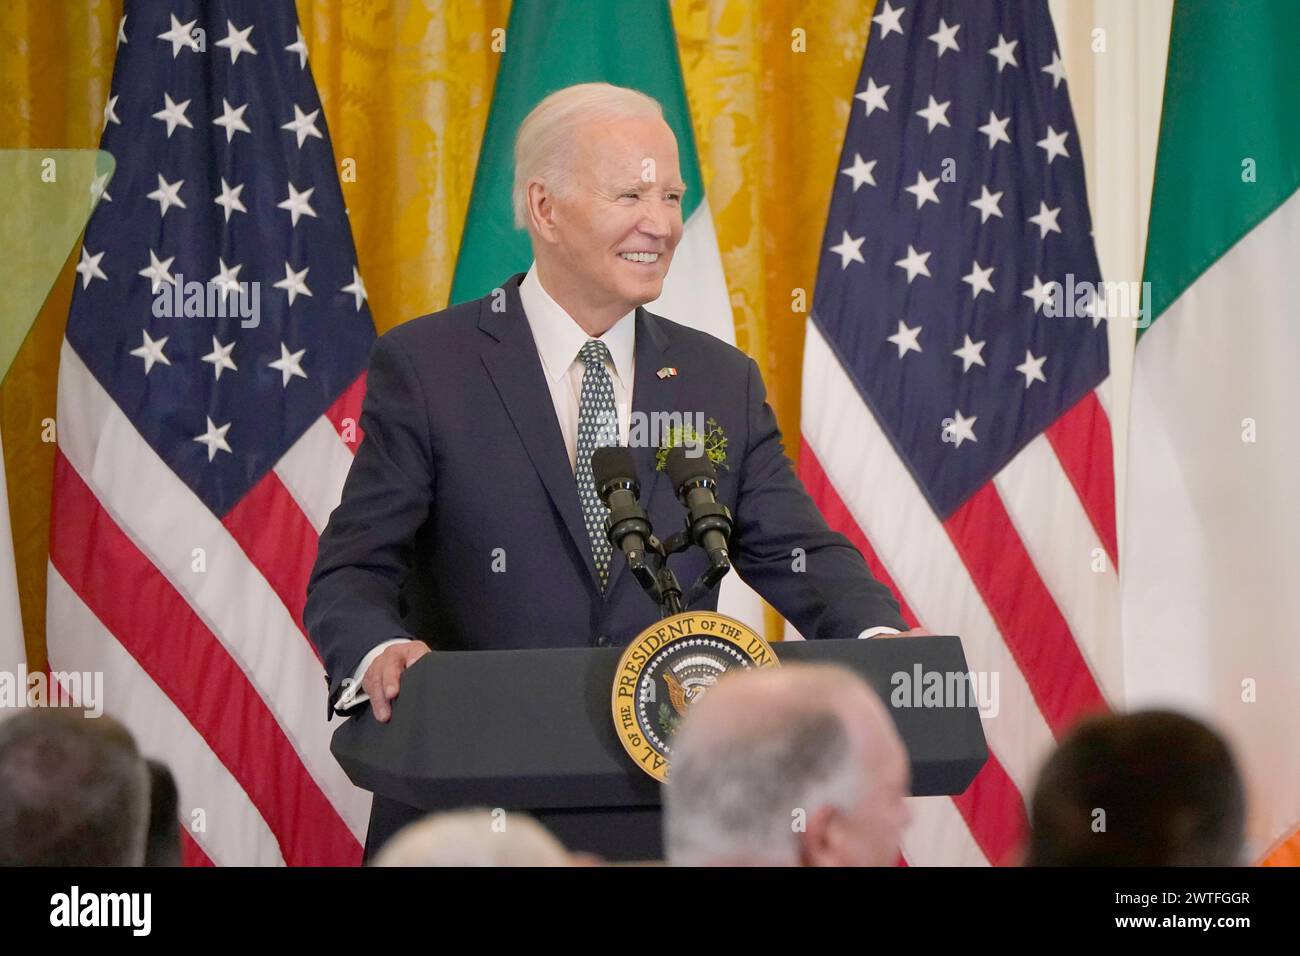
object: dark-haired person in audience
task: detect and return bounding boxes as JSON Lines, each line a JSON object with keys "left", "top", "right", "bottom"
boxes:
{"left": 0, "top": 709, "right": 150, "bottom": 866}
{"left": 144, "top": 758, "right": 182, "bottom": 867}
{"left": 1027, "top": 710, "right": 1246, "bottom": 866}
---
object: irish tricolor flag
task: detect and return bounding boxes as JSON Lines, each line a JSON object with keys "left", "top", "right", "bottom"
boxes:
{"left": 450, "top": 1, "right": 732, "bottom": 344}
{"left": 451, "top": 0, "right": 766, "bottom": 629}
{"left": 1123, "top": 0, "right": 1300, "bottom": 863}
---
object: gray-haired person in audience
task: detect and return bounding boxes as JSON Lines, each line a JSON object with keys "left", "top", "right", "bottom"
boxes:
{"left": 664, "top": 663, "right": 911, "bottom": 866}
{"left": 0, "top": 709, "right": 150, "bottom": 866}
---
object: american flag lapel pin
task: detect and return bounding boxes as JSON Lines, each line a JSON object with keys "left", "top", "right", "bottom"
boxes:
{"left": 656, "top": 367, "right": 678, "bottom": 380}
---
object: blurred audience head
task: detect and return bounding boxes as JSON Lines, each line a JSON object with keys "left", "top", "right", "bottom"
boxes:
{"left": 1028, "top": 709, "right": 1246, "bottom": 866}
{"left": 144, "top": 758, "right": 182, "bottom": 867}
{"left": 372, "top": 808, "right": 574, "bottom": 867}
{"left": 0, "top": 709, "right": 150, "bottom": 866}
{"left": 665, "top": 663, "right": 910, "bottom": 866}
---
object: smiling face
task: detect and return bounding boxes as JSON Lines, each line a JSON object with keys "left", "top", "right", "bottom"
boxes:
{"left": 526, "top": 114, "right": 686, "bottom": 333}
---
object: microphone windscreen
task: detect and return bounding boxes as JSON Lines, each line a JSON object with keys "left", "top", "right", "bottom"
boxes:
{"left": 666, "top": 443, "right": 716, "bottom": 491}
{"left": 592, "top": 445, "right": 638, "bottom": 492}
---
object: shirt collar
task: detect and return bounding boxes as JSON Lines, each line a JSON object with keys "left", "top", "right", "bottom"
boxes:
{"left": 519, "top": 263, "right": 636, "bottom": 386}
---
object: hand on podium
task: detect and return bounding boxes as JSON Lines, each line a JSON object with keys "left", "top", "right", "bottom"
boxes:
{"left": 363, "top": 641, "right": 431, "bottom": 722}
{"left": 879, "top": 627, "right": 934, "bottom": 638}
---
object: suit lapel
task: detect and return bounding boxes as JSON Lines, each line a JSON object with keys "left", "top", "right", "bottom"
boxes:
{"left": 478, "top": 276, "right": 601, "bottom": 592}
{"left": 604, "top": 308, "right": 685, "bottom": 600}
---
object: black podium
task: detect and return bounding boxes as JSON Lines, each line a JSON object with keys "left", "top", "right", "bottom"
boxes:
{"left": 331, "top": 635, "right": 988, "bottom": 861}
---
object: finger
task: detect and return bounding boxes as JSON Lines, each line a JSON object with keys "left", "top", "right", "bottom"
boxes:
{"left": 363, "top": 663, "right": 391, "bottom": 723}
{"left": 360, "top": 666, "right": 381, "bottom": 705}
{"left": 370, "top": 682, "right": 391, "bottom": 722}
{"left": 362, "top": 653, "right": 384, "bottom": 693}
{"left": 380, "top": 653, "right": 405, "bottom": 702}
{"left": 372, "top": 673, "right": 393, "bottom": 721}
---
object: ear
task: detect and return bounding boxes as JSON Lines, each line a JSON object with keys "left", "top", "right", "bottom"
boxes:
{"left": 798, "top": 805, "right": 842, "bottom": 867}
{"left": 526, "top": 180, "right": 560, "bottom": 245}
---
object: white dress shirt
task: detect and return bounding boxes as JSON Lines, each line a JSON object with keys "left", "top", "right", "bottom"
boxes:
{"left": 517, "top": 263, "right": 637, "bottom": 471}
{"left": 334, "top": 264, "right": 894, "bottom": 712}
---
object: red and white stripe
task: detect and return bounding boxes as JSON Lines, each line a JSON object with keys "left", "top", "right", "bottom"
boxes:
{"left": 799, "top": 322, "right": 1119, "bottom": 866}
{"left": 48, "top": 341, "right": 371, "bottom": 866}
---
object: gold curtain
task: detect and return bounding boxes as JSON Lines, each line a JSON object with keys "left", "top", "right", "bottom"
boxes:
{"left": 0, "top": 0, "right": 124, "bottom": 671}
{"left": 0, "top": 0, "right": 871, "bottom": 665}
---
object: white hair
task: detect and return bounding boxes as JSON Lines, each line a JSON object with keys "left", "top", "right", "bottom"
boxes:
{"left": 664, "top": 667, "right": 876, "bottom": 867}
{"left": 512, "top": 82, "right": 665, "bottom": 229}
{"left": 371, "top": 808, "right": 572, "bottom": 867}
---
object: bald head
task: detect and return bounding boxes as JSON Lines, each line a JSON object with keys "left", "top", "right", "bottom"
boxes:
{"left": 372, "top": 809, "right": 574, "bottom": 867}
{"left": 664, "top": 664, "right": 910, "bottom": 866}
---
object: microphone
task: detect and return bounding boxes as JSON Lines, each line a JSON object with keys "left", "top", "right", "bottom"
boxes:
{"left": 592, "top": 447, "right": 656, "bottom": 591}
{"left": 665, "top": 444, "right": 733, "bottom": 575}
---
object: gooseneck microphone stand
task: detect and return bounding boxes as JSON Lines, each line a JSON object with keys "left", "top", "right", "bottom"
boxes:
{"left": 597, "top": 446, "right": 733, "bottom": 620}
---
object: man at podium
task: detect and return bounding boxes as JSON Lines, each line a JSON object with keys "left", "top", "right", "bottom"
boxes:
{"left": 305, "top": 83, "right": 919, "bottom": 752}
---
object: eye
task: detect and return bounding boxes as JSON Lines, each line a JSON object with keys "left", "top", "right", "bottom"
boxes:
{"left": 665, "top": 193, "right": 682, "bottom": 204}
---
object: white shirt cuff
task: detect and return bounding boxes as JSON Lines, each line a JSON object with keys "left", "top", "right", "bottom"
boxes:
{"left": 858, "top": 626, "right": 902, "bottom": 639}
{"left": 335, "top": 639, "right": 409, "bottom": 713}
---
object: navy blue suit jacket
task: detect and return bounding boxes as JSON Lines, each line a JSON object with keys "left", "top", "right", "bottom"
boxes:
{"left": 305, "top": 273, "right": 905, "bottom": 708}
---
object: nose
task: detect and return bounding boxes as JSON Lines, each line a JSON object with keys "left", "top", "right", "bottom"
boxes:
{"left": 638, "top": 199, "right": 674, "bottom": 240}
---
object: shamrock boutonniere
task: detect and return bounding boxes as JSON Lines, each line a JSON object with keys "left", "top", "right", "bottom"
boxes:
{"left": 655, "top": 416, "right": 729, "bottom": 473}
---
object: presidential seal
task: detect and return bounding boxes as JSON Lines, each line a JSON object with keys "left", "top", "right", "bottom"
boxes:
{"left": 611, "top": 611, "right": 779, "bottom": 782}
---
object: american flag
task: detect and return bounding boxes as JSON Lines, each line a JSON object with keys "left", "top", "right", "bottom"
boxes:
{"left": 49, "top": 2, "right": 374, "bottom": 865}
{"left": 800, "top": 0, "right": 1118, "bottom": 865}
